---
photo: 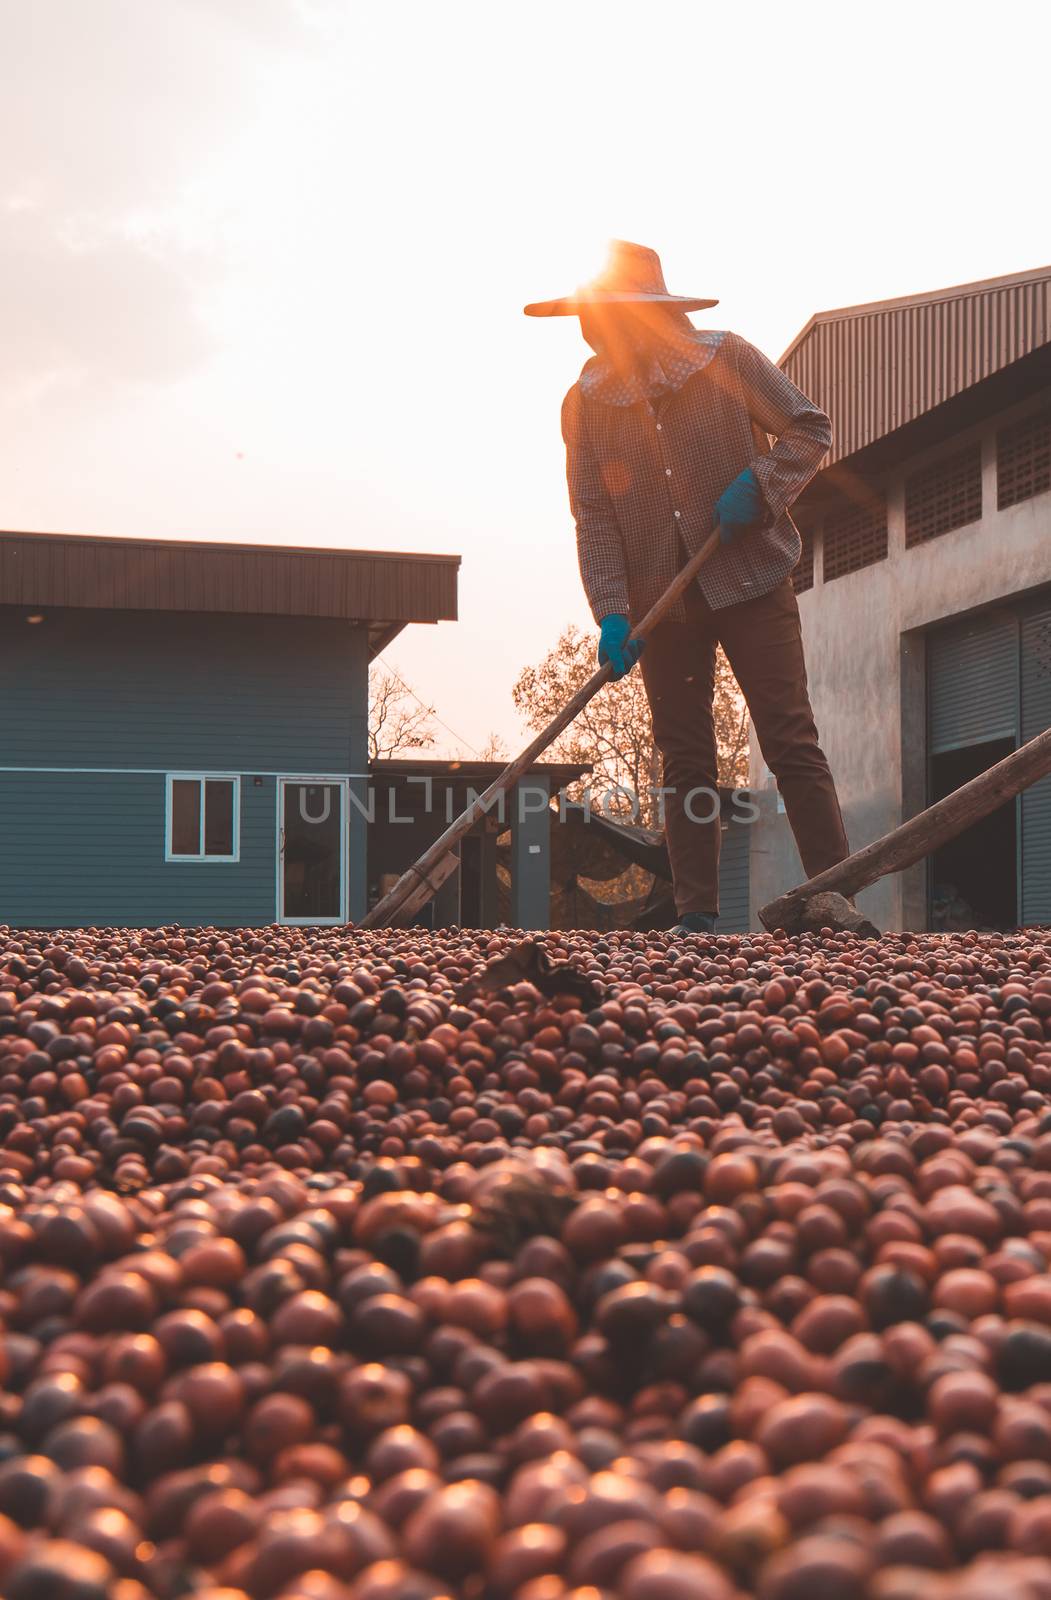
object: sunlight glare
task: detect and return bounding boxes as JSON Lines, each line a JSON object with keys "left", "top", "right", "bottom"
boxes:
{"left": 517, "top": 234, "right": 614, "bottom": 308}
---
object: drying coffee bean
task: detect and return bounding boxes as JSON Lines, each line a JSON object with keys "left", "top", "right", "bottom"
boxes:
{"left": 2, "top": 923, "right": 1051, "bottom": 1596}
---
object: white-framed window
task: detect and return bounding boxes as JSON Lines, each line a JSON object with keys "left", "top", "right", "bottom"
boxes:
{"left": 165, "top": 774, "right": 240, "bottom": 862}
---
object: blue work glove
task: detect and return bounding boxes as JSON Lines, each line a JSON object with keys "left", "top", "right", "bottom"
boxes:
{"left": 598, "top": 613, "right": 644, "bottom": 680}
{"left": 715, "top": 466, "right": 766, "bottom": 545}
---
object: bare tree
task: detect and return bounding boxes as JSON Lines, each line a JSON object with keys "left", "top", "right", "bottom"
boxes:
{"left": 713, "top": 662, "right": 750, "bottom": 788}
{"left": 368, "top": 666, "right": 437, "bottom": 762}
{"left": 477, "top": 731, "right": 509, "bottom": 761}
{"left": 512, "top": 625, "right": 749, "bottom": 826}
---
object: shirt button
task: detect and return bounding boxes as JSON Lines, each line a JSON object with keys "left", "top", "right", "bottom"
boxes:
{"left": 655, "top": 422, "right": 662, "bottom": 431}
{"left": 665, "top": 467, "right": 672, "bottom": 476}
{"left": 673, "top": 510, "right": 682, "bottom": 519}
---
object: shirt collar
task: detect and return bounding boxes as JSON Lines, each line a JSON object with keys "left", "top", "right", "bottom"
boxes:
{"left": 580, "top": 327, "right": 726, "bottom": 407}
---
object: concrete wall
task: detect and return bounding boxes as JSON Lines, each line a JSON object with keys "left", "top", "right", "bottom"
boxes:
{"left": 749, "top": 391, "right": 1051, "bottom": 932}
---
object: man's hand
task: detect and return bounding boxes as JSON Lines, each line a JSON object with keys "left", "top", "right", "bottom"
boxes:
{"left": 715, "top": 466, "right": 766, "bottom": 545}
{"left": 598, "top": 613, "right": 644, "bottom": 679}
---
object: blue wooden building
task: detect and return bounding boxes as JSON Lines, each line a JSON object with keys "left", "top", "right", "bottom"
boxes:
{"left": 0, "top": 530, "right": 459, "bottom": 928}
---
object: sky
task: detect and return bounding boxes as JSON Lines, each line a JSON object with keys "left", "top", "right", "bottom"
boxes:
{"left": 4, "top": 0, "right": 1049, "bottom": 759}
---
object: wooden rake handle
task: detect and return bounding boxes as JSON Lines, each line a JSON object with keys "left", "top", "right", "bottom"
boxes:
{"left": 361, "top": 525, "right": 726, "bottom": 929}
{"left": 758, "top": 723, "right": 1051, "bottom": 933}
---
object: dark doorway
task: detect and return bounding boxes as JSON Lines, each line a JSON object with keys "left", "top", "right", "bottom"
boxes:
{"left": 281, "top": 782, "right": 343, "bottom": 922}
{"left": 929, "top": 738, "right": 1017, "bottom": 930}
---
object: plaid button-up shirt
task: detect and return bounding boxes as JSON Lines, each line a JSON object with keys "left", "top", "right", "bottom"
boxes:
{"left": 561, "top": 330, "right": 832, "bottom": 623}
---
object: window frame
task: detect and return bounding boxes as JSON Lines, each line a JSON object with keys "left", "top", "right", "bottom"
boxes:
{"left": 165, "top": 773, "right": 241, "bottom": 863}
{"left": 275, "top": 776, "right": 348, "bottom": 926}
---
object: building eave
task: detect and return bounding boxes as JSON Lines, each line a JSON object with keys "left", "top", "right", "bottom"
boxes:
{"left": 0, "top": 529, "right": 460, "bottom": 627}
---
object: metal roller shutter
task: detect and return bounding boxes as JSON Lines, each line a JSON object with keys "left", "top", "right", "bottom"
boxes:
{"left": 928, "top": 611, "right": 1019, "bottom": 754}
{"left": 718, "top": 819, "right": 751, "bottom": 932}
{"left": 1021, "top": 604, "right": 1051, "bottom": 926}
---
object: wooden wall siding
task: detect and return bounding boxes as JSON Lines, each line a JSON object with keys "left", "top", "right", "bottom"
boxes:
{"left": 0, "top": 772, "right": 277, "bottom": 928}
{"left": 782, "top": 269, "right": 1051, "bottom": 468}
{"left": 1, "top": 607, "right": 369, "bottom": 773}
{"left": 0, "top": 533, "right": 459, "bottom": 623}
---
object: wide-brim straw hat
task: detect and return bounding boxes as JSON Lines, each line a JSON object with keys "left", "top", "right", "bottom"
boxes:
{"left": 524, "top": 239, "right": 718, "bottom": 318}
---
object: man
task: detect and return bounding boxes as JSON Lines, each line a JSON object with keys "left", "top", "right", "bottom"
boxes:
{"left": 525, "top": 240, "right": 850, "bottom": 935}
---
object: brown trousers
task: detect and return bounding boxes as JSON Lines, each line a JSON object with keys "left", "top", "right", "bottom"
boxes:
{"left": 639, "top": 576, "right": 850, "bottom": 916}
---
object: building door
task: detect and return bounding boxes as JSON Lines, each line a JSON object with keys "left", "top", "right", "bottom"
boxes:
{"left": 1021, "top": 604, "right": 1051, "bottom": 926}
{"left": 279, "top": 780, "right": 346, "bottom": 924}
{"left": 927, "top": 611, "right": 1020, "bottom": 930}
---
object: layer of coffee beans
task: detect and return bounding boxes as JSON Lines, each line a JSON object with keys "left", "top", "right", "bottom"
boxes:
{"left": 1, "top": 922, "right": 1050, "bottom": 1599}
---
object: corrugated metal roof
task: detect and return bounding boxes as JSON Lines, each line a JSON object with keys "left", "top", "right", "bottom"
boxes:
{"left": 0, "top": 529, "right": 460, "bottom": 629}
{"left": 781, "top": 265, "right": 1051, "bottom": 468}
{"left": 372, "top": 760, "right": 592, "bottom": 784}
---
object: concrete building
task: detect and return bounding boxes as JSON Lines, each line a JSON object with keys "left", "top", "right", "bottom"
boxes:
{"left": 749, "top": 265, "right": 1051, "bottom": 932}
{"left": 0, "top": 530, "right": 459, "bottom": 928}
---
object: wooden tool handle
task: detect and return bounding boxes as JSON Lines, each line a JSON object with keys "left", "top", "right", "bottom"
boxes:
{"left": 361, "top": 526, "right": 725, "bottom": 929}
{"left": 759, "top": 724, "right": 1051, "bottom": 933}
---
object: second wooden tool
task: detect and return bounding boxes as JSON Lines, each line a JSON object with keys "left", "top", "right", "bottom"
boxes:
{"left": 362, "top": 526, "right": 725, "bottom": 928}
{"left": 759, "top": 724, "right": 1051, "bottom": 935}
